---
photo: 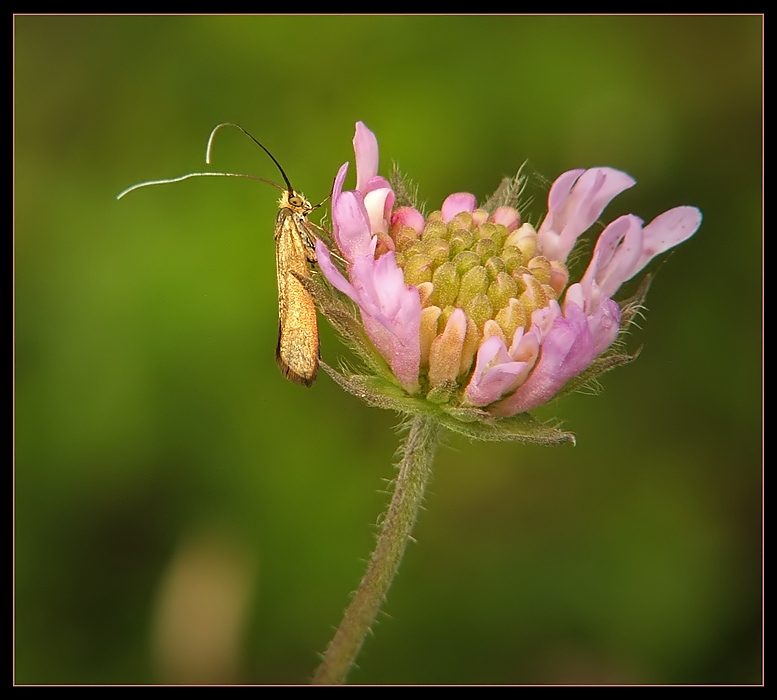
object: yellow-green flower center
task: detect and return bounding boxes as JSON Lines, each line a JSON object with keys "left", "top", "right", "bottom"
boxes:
{"left": 391, "top": 207, "right": 569, "bottom": 378}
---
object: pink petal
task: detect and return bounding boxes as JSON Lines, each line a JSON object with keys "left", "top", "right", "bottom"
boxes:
{"left": 545, "top": 168, "right": 585, "bottom": 213}
{"left": 580, "top": 214, "right": 644, "bottom": 303}
{"left": 635, "top": 206, "right": 702, "bottom": 274}
{"left": 508, "top": 327, "right": 540, "bottom": 365}
{"left": 441, "top": 193, "right": 477, "bottom": 222}
{"left": 332, "top": 162, "right": 349, "bottom": 205}
{"left": 359, "top": 253, "right": 411, "bottom": 321}
{"left": 331, "top": 162, "right": 349, "bottom": 243}
{"left": 538, "top": 167, "right": 637, "bottom": 262}
{"left": 391, "top": 206, "right": 425, "bottom": 234}
{"left": 590, "top": 215, "right": 643, "bottom": 276}
{"left": 561, "top": 284, "right": 620, "bottom": 355}
{"left": 364, "top": 175, "right": 393, "bottom": 196}
{"left": 529, "top": 300, "right": 563, "bottom": 342}
{"left": 587, "top": 297, "right": 621, "bottom": 355}
{"left": 333, "top": 190, "right": 375, "bottom": 262}
{"left": 354, "top": 122, "right": 380, "bottom": 193}
{"left": 316, "top": 239, "right": 357, "bottom": 300}
{"left": 347, "top": 252, "right": 422, "bottom": 392}
{"left": 362, "top": 315, "right": 420, "bottom": 392}
{"left": 585, "top": 206, "right": 702, "bottom": 300}
{"left": 364, "top": 187, "right": 395, "bottom": 235}
{"left": 495, "top": 301, "right": 595, "bottom": 415}
{"left": 491, "top": 206, "right": 521, "bottom": 231}
{"left": 465, "top": 335, "right": 528, "bottom": 407}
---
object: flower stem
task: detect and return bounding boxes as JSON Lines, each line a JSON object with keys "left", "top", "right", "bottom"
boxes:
{"left": 311, "top": 415, "right": 441, "bottom": 685}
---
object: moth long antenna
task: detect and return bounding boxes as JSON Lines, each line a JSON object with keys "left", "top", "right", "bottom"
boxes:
{"left": 206, "top": 122, "right": 295, "bottom": 193}
{"left": 116, "top": 171, "right": 284, "bottom": 200}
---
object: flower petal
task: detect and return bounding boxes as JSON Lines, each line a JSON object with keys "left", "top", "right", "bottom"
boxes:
{"left": 537, "top": 167, "right": 637, "bottom": 262}
{"left": 441, "top": 193, "right": 477, "bottom": 222}
{"left": 580, "top": 214, "right": 644, "bottom": 305}
{"left": 494, "top": 301, "right": 595, "bottom": 415}
{"left": 316, "top": 239, "right": 357, "bottom": 299}
{"left": 333, "top": 190, "right": 375, "bottom": 262}
{"left": 364, "top": 187, "right": 395, "bottom": 235}
{"left": 465, "top": 335, "right": 528, "bottom": 407}
{"left": 354, "top": 122, "right": 380, "bottom": 193}
{"left": 332, "top": 162, "right": 349, "bottom": 205}
{"left": 364, "top": 175, "right": 393, "bottom": 195}
{"left": 587, "top": 296, "right": 621, "bottom": 355}
{"left": 391, "top": 206, "right": 425, "bottom": 235}
{"left": 583, "top": 206, "right": 702, "bottom": 301}
{"left": 347, "top": 252, "right": 422, "bottom": 392}
{"left": 635, "top": 206, "right": 702, "bottom": 274}
{"left": 491, "top": 206, "right": 521, "bottom": 231}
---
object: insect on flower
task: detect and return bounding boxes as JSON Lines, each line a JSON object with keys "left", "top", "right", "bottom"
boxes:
{"left": 117, "top": 123, "right": 324, "bottom": 386}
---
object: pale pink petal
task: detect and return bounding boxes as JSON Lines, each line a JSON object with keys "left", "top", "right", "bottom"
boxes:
{"left": 508, "top": 328, "right": 540, "bottom": 365}
{"left": 316, "top": 239, "right": 357, "bottom": 299}
{"left": 537, "top": 167, "right": 637, "bottom": 262}
{"left": 495, "top": 301, "right": 595, "bottom": 415}
{"left": 584, "top": 207, "right": 701, "bottom": 301}
{"left": 491, "top": 206, "right": 521, "bottom": 231}
{"left": 347, "top": 252, "right": 422, "bottom": 392}
{"left": 529, "top": 300, "right": 562, "bottom": 342}
{"left": 354, "top": 122, "right": 380, "bottom": 193}
{"left": 589, "top": 215, "right": 643, "bottom": 277}
{"left": 563, "top": 282, "right": 586, "bottom": 313}
{"left": 441, "top": 193, "right": 477, "bottom": 222}
{"left": 506, "top": 328, "right": 540, "bottom": 387}
{"left": 587, "top": 297, "right": 621, "bottom": 355}
{"left": 333, "top": 190, "right": 374, "bottom": 262}
{"left": 364, "top": 175, "right": 393, "bottom": 196}
{"left": 358, "top": 253, "right": 411, "bottom": 321}
{"left": 580, "top": 214, "right": 644, "bottom": 304}
{"left": 545, "top": 169, "right": 585, "bottom": 211}
{"left": 634, "top": 206, "right": 702, "bottom": 275}
{"left": 364, "top": 187, "right": 395, "bottom": 235}
{"left": 391, "top": 206, "right": 425, "bottom": 234}
{"left": 332, "top": 162, "right": 349, "bottom": 205}
{"left": 465, "top": 335, "right": 528, "bottom": 406}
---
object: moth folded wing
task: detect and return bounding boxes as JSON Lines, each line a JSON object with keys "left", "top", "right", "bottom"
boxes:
{"left": 275, "top": 210, "right": 320, "bottom": 386}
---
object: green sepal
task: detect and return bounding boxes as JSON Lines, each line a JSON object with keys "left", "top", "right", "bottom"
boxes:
{"left": 322, "top": 363, "right": 575, "bottom": 447}
{"left": 554, "top": 350, "right": 640, "bottom": 401}
{"left": 481, "top": 166, "right": 529, "bottom": 214}
{"left": 321, "top": 362, "right": 440, "bottom": 415}
{"left": 390, "top": 164, "right": 421, "bottom": 210}
{"left": 438, "top": 408, "right": 576, "bottom": 446}
{"left": 619, "top": 274, "right": 652, "bottom": 330}
{"left": 425, "top": 383, "right": 457, "bottom": 405}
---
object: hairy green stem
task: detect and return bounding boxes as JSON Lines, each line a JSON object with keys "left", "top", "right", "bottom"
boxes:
{"left": 311, "top": 415, "right": 441, "bottom": 685}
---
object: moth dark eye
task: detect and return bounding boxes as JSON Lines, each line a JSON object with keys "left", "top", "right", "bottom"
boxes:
{"left": 289, "top": 195, "right": 303, "bottom": 207}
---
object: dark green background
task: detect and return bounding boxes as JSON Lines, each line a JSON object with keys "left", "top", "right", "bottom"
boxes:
{"left": 15, "top": 16, "right": 762, "bottom": 685}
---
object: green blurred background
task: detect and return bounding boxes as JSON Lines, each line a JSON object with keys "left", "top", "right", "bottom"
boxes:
{"left": 15, "top": 16, "right": 761, "bottom": 685}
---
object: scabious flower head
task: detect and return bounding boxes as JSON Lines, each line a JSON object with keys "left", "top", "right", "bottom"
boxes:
{"left": 310, "top": 123, "right": 701, "bottom": 444}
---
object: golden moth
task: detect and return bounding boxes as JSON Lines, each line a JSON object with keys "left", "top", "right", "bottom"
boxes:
{"left": 117, "top": 122, "right": 323, "bottom": 386}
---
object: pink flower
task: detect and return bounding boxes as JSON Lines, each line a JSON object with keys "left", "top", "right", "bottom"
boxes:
{"left": 316, "top": 124, "right": 702, "bottom": 424}
{"left": 578, "top": 207, "right": 703, "bottom": 309}
{"left": 536, "top": 167, "right": 637, "bottom": 263}
{"left": 318, "top": 123, "right": 420, "bottom": 393}
{"left": 489, "top": 296, "right": 619, "bottom": 416}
